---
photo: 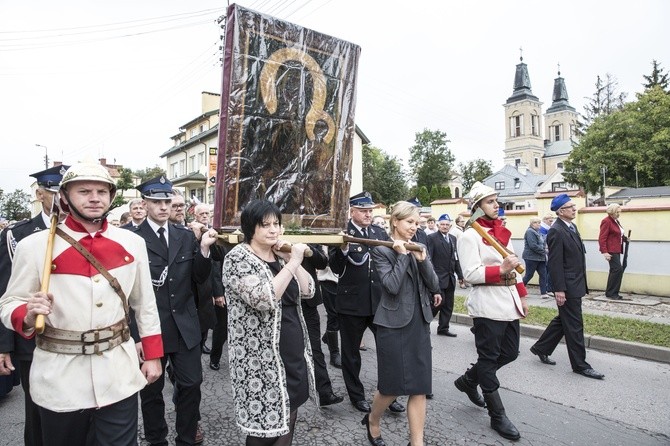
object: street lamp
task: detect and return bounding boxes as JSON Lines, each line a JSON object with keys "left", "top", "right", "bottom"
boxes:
{"left": 35, "top": 144, "right": 48, "bottom": 169}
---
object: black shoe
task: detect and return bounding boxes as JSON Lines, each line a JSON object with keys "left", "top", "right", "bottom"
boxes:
{"left": 330, "top": 352, "right": 342, "bottom": 368}
{"left": 388, "top": 400, "right": 405, "bottom": 413}
{"left": 353, "top": 400, "right": 371, "bottom": 412}
{"left": 530, "top": 345, "right": 556, "bottom": 365}
{"left": 209, "top": 360, "right": 220, "bottom": 371}
{"left": 606, "top": 295, "right": 623, "bottom": 300}
{"left": 361, "top": 414, "right": 386, "bottom": 446}
{"left": 454, "top": 375, "right": 486, "bottom": 407}
{"left": 426, "top": 393, "right": 434, "bottom": 399}
{"left": 201, "top": 344, "right": 211, "bottom": 354}
{"left": 574, "top": 368, "right": 605, "bottom": 380}
{"left": 194, "top": 423, "right": 204, "bottom": 444}
{"left": 320, "top": 391, "right": 344, "bottom": 406}
{"left": 483, "top": 390, "right": 521, "bottom": 441}
{"left": 437, "top": 330, "right": 457, "bottom": 337}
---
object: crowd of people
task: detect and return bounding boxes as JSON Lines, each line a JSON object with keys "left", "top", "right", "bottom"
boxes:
{"left": 0, "top": 163, "right": 614, "bottom": 445}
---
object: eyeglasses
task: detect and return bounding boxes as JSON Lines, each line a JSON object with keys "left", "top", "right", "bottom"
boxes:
{"left": 559, "top": 205, "right": 576, "bottom": 210}
{"left": 171, "top": 204, "right": 185, "bottom": 209}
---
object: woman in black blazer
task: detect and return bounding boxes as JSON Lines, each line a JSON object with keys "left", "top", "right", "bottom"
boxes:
{"left": 363, "top": 201, "right": 440, "bottom": 446}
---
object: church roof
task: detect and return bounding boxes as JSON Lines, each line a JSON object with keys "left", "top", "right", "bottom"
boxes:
{"left": 506, "top": 57, "right": 539, "bottom": 104}
{"left": 546, "top": 70, "right": 576, "bottom": 114}
{"left": 544, "top": 139, "right": 574, "bottom": 157}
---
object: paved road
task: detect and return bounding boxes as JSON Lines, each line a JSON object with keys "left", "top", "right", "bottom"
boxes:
{"left": 1, "top": 312, "right": 668, "bottom": 445}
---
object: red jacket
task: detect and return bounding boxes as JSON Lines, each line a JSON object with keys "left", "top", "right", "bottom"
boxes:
{"left": 598, "top": 215, "right": 623, "bottom": 254}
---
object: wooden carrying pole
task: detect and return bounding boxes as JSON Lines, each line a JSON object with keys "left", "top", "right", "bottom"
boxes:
{"left": 34, "top": 213, "right": 59, "bottom": 334}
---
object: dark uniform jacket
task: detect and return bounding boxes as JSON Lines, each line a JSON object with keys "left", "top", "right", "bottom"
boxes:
{"left": 131, "top": 221, "right": 211, "bottom": 352}
{"left": 329, "top": 221, "right": 390, "bottom": 317}
{"left": 426, "top": 231, "right": 463, "bottom": 290}
{"left": 301, "top": 244, "right": 328, "bottom": 307}
{"left": 547, "top": 219, "right": 588, "bottom": 299}
{"left": 0, "top": 215, "right": 48, "bottom": 360}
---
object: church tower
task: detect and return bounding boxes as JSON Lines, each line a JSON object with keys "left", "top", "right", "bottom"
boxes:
{"left": 503, "top": 55, "right": 545, "bottom": 175}
{"left": 543, "top": 67, "right": 580, "bottom": 173}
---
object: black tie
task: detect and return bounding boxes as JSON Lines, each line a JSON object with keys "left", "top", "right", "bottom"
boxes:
{"left": 361, "top": 228, "right": 368, "bottom": 238}
{"left": 569, "top": 224, "right": 576, "bottom": 233}
{"left": 157, "top": 227, "right": 168, "bottom": 250}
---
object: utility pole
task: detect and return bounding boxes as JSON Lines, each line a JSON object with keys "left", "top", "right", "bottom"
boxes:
{"left": 36, "top": 144, "right": 48, "bottom": 169}
{"left": 634, "top": 165, "right": 639, "bottom": 188}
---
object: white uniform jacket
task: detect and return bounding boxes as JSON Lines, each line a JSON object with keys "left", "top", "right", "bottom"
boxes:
{"left": 457, "top": 225, "right": 527, "bottom": 321}
{"left": 0, "top": 217, "right": 163, "bottom": 412}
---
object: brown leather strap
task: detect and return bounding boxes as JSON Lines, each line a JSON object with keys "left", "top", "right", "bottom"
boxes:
{"left": 55, "top": 228, "right": 129, "bottom": 321}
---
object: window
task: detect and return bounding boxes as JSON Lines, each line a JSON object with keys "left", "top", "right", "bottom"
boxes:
{"left": 170, "top": 162, "right": 178, "bottom": 178}
{"left": 197, "top": 151, "right": 205, "bottom": 170}
{"left": 515, "top": 158, "right": 521, "bottom": 167}
{"left": 178, "top": 160, "right": 185, "bottom": 177}
{"left": 510, "top": 115, "right": 523, "bottom": 137}
{"left": 557, "top": 162, "right": 564, "bottom": 169}
{"left": 514, "top": 178, "right": 521, "bottom": 189}
{"left": 195, "top": 188, "right": 204, "bottom": 202}
{"left": 531, "top": 114, "right": 539, "bottom": 136}
{"left": 552, "top": 182, "right": 567, "bottom": 192}
{"left": 208, "top": 186, "right": 215, "bottom": 204}
{"left": 189, "top": 155, "right": 196, "bottom": 173}
{"left": 454, "top": 187, "right": 460, "bottom": 198}
{"left": 495, "top": 181, "right": 505, "bottom": 190}
{"left": 552, "top": 124, "right": 562, "bottom": 141}
{"left": 534, "top": 157, "right": 539, "bottom": 168}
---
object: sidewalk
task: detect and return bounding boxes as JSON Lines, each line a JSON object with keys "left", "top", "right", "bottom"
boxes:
{"left": 452, "top": 287, "right": 670, "bottom": 364}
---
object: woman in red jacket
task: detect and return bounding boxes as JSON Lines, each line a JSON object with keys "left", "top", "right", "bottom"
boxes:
{"left": 598, "top": 203, "right": 626, "bottom": 300}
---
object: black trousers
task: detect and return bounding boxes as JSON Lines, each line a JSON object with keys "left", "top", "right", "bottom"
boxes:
{"left": 38, "top": 393, "right": 137, "bottom": 446}
{"left": 532, "top": 296, "right": 591, "bottom": 371}
{"left": 338, "top": 313, "right": 376, "bottom": 402}
{"left": 140, "top": 337, "right": 203, "bottom": 446}
{"left": 319, "top": 280, "right": 339, "bottom": 332}
{"left": 301, "top": 303, "right": 334, "bottom": 397}
{"left": 432, "top": 284, "right": 456, "bottom": 333}
{"left": 210, "top": 304, "right": 228, "bottom": 364}
{"left": 19, "top": 359, "right": 43, "bottom": 446}
{"left": 466, "top": 318, "right": 519, "bottom": 394}
{"left": 605, "top": 253, "right": 624, "bottom": 298}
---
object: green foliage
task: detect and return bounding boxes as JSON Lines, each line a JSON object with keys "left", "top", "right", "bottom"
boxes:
{"left": 134, "top": 165, "right": 167, "bottom": 183}
{"left": 642, "top": 59, "right": 669, "bottom": 92}
{"left": 408, "top": 129, "right": 455, "bottom": 191}
{"left": 417, "top": 185, "right": 430, "bottom": 206}
{"left": 441, "top": 186, "right": 452, "bottom": 199}
{"left": 0, "top": 189, "right": 31, "bottom": 221}
{"left": 564, "top": 85, "right": 670, "bottom": 192}
{"left": 580, "top": 74, "right": 627, "bottom": 131}
{"left": 110, "top": 167, "right": 136, "bottom": 211}
{"left": 454, "top": 296, "right": 669, "bottom": 347}
{"left": 459, "top": 159, "right": 493, "bottom": 192}
{"left": 429, "top": 185, "right": 440, "bottom": 203}
{"left": 362, "top": 144, "right": 408, "bottom": 207}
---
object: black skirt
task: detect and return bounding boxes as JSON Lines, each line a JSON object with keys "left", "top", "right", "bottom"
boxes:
{"left": 376, "top": 295, "right": 432, "bottom": 395}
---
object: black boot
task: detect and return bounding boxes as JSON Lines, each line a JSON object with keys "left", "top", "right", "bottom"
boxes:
{"left": 454, "top": 374, "right": 486, "bottom": 407}
{"left": 322, "top": 331, "right": 342, "bottom": 368}
{"left": 483, "top": 390, "right": 520, "bottom": 441}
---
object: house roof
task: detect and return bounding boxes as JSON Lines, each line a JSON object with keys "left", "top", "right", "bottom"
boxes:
{"left": 483, "top": 164, "right": 549, "bottom": 199}
{"left": 160, "top": 125, "right": 219, "bottom": 158}
{"left": 543, "top": 139, "right": 574, "bottom": 157}
{"left": 608, "top": 186, "right": 670, "bottom": 199}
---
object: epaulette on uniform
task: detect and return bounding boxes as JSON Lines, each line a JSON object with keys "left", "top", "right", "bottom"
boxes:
{"left": 5, "top": 218, "right": 30, "bottom": 230}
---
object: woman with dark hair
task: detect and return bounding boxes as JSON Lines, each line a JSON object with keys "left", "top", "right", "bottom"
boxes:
{"left": 365, "top": 201, "right": 440, "bottom": 446}
{"left": 222, "top": 199, "right": 315, "bottom": 445}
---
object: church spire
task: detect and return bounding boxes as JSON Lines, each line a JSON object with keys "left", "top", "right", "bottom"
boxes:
{"left": 546, "top": 64, "right": 576, "bottom": 113}
{"left": 506, "top": 52, "right": 539, "bottom": 104}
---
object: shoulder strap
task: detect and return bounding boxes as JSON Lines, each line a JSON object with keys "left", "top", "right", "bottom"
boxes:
{"left": 55, "top": 228, "right": 129, "bottom": 321}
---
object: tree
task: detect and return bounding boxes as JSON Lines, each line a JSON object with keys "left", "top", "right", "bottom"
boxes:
{"left": 133, "top": 165, "right": 167, "bottom": 183}
{"left": 1, "top": 189, "right": 31, "bottom": 221}
{"left": 580, "top": 74, "right": 627, "bottom": 130}
{"left": 416, "top": 185, "right": 430, "bottom": 207}
{"left": 440, "top": 186, "right": 452, "bottom": 199}
{"left": 429, "top": 185, "right": 441, "bottom": 203}
{"left": 459, "top": 159, "right": 493, "bottom": 192}
{"left": 563, "top": 85, "right": 670, "bottom": 193}
{"left": 111, "top": 167, "right": 135, "bottom": 210}
{"left": 362, "top": 144, "right": 408, "bottom": 207}
{"left": 642, "top": 59, "right": 669, "bottom": 92}
{"left": 408, "top": 129, "right": 455, "bottom": 191}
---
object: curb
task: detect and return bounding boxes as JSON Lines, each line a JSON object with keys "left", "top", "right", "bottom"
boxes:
{"left": 451, "top": 313, "right": 670, "bottom": 364}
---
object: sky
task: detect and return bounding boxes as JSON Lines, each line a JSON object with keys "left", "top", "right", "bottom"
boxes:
{"left": 1, "top": 0, "right": 668, "bottom": 195}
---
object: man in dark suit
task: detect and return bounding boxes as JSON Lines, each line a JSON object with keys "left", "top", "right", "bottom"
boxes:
{"left": 329, "top": 192, "right": 404, "bottom": 414}
{"left": 120, "top": 198, "right": 146, "bottom": 228}
{"left": 0, "top": 164, "right": 68, "bottom": 446}
{"left": 130, "top": 176, "right": 217, "bottom": 445}
{"left": 406, "top": 197, "right": 428, "bottom": 244}
{"left": 301, "top": 244, "right": 344, "bottom": 407}
{"left": 530, "top": 194, "right": 605, "bottom": 380}
{"left": 427, "top": 213, "right": 464, "bottom": 337}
